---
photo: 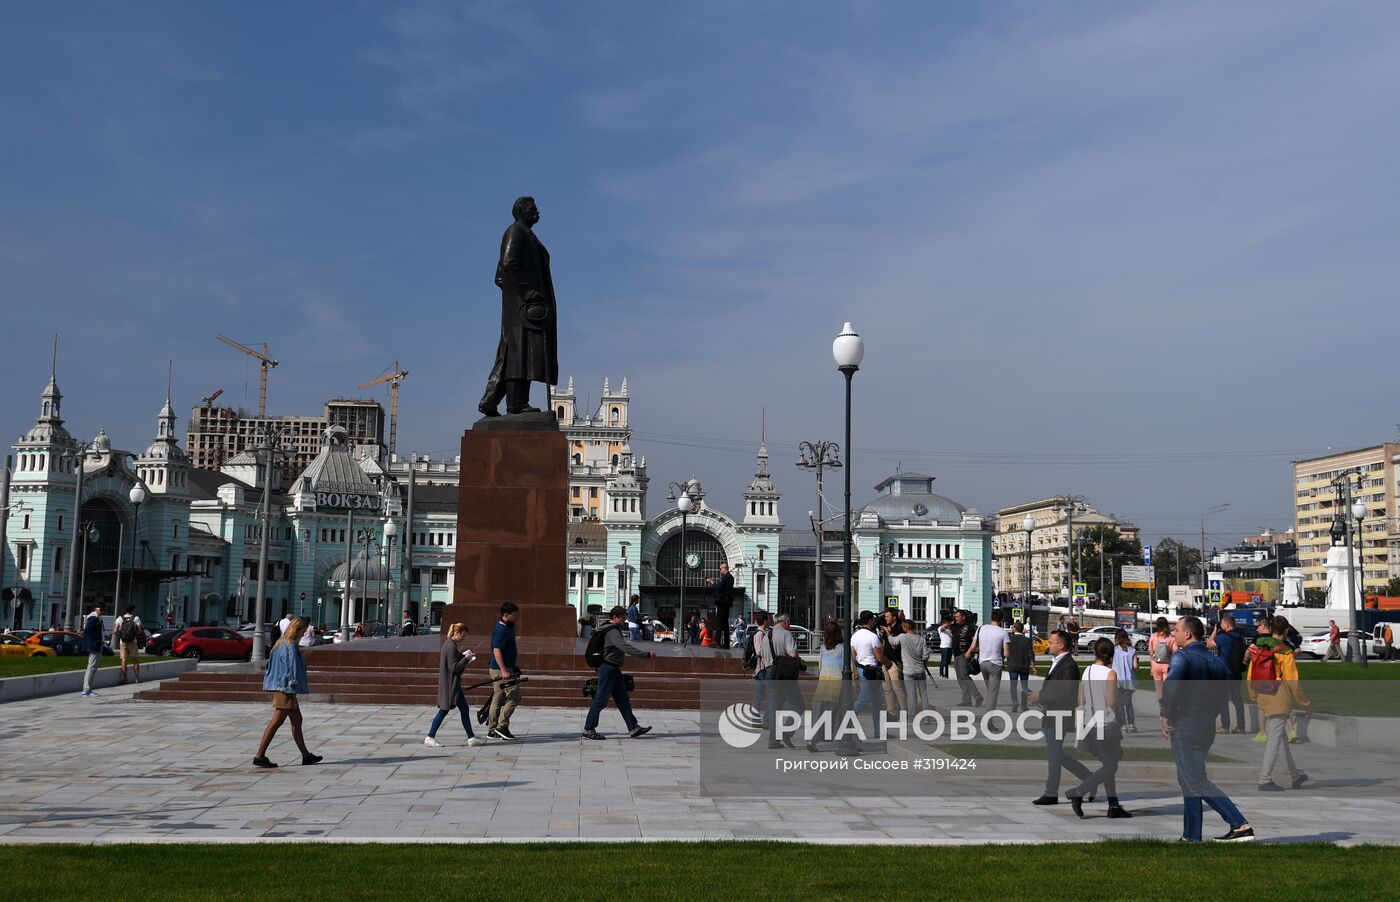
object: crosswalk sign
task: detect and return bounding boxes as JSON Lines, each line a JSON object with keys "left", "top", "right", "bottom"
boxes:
{"left": 1073, "top": 582, "right": 1087, "bottom": 598}
{"left": 1208, "top": 590, "right": 1223, "bottom": 605}
{"left": 1011, "top": 607, "right": 1024, "bottom": 621}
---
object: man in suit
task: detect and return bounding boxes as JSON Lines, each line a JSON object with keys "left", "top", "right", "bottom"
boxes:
{"left": 478, "top": 196, "right": 560, "bottom": 417}
{"left": 1029, "top": 629, "right": 1092, "bottom": 805}
{"left": 706, "top": 564, "right": 735, "bottom": 648}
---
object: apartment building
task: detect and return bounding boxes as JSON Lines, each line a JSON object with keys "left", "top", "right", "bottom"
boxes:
{"left": 1291, "top": 444, "right": 1398, "bottom": 592}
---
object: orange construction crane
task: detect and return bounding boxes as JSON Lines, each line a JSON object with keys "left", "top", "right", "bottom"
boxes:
{"left": 215, "top": 335, "right": 278, "bottom": 417}
{"left": 358, "top": 360, "right": 409, "bottom": 457}
{"left": 201, "top": 388, "right": 224, "bottom": 408}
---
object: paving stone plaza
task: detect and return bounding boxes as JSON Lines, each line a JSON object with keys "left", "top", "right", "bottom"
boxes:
{"left": 4, "top": 676, "right": 1399, "bottom": 845}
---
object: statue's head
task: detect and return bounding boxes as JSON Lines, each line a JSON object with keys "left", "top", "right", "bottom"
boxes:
{"left": 512, "top": 196, "right": 539, "bottom": 225}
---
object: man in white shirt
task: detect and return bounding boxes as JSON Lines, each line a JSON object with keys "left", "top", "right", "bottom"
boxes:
{"left": 968, "top": 609, "right": 1011, "bottom": 711}
{"left": 277, "top": 614, "right": 293, "bottom": 643}
{"left": 764, "top": 614, "right": 804, "bottom": 749}
{"left": 850, "top": 610, "right": 887, "bottom": 720}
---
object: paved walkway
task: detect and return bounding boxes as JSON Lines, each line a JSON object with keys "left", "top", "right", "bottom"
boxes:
{"left": 2, "top": 684, "right": 1398, "bottom": 844}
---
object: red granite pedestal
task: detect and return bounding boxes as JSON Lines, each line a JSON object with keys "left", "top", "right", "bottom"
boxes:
{"left": 439, "top": 425, "right": 578, "bottom": 638}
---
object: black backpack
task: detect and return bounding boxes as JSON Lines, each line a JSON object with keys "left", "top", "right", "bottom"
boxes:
{"left": 742, "top": 630, "right": 759, "bottom": 670}
{"left": 585, "top": 624, "right": 615, "bottom": 668}
{"left": 1226, "top": 632, "right": 1246, "bottom": 674}
{"left": 118, "top": 615, "right": 140, "bottom": 643}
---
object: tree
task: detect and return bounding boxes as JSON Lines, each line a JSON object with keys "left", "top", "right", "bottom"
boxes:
{"left": 1149, "top": 538, "right": 1203, "bottom": 588}
{"left": 1076, "top": 525, "right": 1147, "bottom": 608}
{"left": 1304, "top": 587, "right": 1326, "bottom": 608}
{"left": 1384, "top": 577, "right": 1400, "bottom": 598}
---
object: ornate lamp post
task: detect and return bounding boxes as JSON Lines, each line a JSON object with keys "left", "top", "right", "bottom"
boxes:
{"left": 1022, "top": 513, "right": 1036, "bottom": 607}
{"left": 384, "top": 519, "right": 398, "bottom": 629}
{"left": 666, "top": 479, "right": 697, "bottom": 645}
{"left": 124, "top": 480, "right": 148, "bottom": 612}
{"left": 797, "top": 441, "right": 841, "bottom": 628}
{"left": 832, "top": 323, "right": 864, "bottom": 701}
{"left": 250, "top": 428, "right": 286, "bottom": 664}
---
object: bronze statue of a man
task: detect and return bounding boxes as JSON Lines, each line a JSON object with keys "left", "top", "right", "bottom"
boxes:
{"left": 478, "top": 196, "right": 559, "bottom": 417}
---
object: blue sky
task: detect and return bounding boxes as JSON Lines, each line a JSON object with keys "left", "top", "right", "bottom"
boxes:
{"left": 4, "top": 1, "right": 1400, "bottom": 551}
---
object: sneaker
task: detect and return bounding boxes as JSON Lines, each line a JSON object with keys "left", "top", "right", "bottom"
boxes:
{"left": 1251, "top": 733, "right": 1267, "bottom": 743}
{"left": 424, "top": 737, "right": 445, "bottom": 748}
{"left": 1257, "top": 781, "right": 1284, "bottom": 792}
{"left": 81, "top": 691, "right": 95, "bottom": 698}
{"left": 466, "top": 737, "right": 484, "bottom": 748}
{"left": 628, "top": 725, "right": 653, "bottom": 738}
{"left": 253, "top": 756, "right": 278, "bottom": 769}
{"left": 1216, "top": 826, "right": 1256, "bottom": 843}
{"left": 1176, "top": 837, "right": 1200, "bottom": 844}
{"left": 487, "top": 728, "right": 514, "bottom": 741}
{"left": 495, "top": 726, "right": 518, "bottom": 741}
{"left": 582, "top": 730, "right": 605, "bottom": 740}
{"left": 1291, "top": 772, "right": 1310, "bottom": 789}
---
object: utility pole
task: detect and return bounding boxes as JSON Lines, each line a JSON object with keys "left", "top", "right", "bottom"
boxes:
{"left": 250, "top": 427, "right": 285, "bottom": 663}
{"left": 797, "top": 441, "right": 841, "bottom": 628}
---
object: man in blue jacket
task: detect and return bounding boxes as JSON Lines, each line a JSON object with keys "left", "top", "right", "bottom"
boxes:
{"left": 1163, "top": 616, "right": 1254, "bottom": 842}
{"left": 1208, "top": 616, "right": 1248, "bottom": 733}
{"left": 80, "top": 603, "right": 105, "bottom": 697}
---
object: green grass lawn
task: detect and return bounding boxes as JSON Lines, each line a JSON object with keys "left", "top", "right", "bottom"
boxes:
{"left": 6, "top": 842, "right": 1400, "bottom": 901}
{"left": 0, "top": 654, "right": 118, "bottom": 677}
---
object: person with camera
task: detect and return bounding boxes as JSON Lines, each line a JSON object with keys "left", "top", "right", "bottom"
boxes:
{"left": 764, "top": 613, "right": 806, "bottom": 749}
{"left": 951, "top": 609, "right": 982, "bottom": 707}
{"left": 582, "top": 606, "right": 654, "bottom": 740}
{"left": 850, "top": 610, "right": 887, "bottom": 724}
{"left": 487, "top": 602, "right": 523, "bottom": 741}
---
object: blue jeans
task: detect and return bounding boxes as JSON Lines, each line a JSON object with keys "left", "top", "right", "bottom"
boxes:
{"left": 1008, "top": 671, "right": 1029, "bottom": 707}
{"left": 939, "top": 647, "right": 952, "bottom": 678}
{"left": 853, "top": 669, "right": 884, "bottom": 718}
{"left": 630, "top": 627, "right": 641, "bottom": 641}
{"left": 584, "top": 663, "right": 638, "bottom": 732}
{"left": 428, "top": 688, "right": 475, "bottom": 739}
{"left": 1172, "top": 717, "right": 1246, "bottom": 841}
{"left": 752, "top": 665, "right": 771, "bottom": 710}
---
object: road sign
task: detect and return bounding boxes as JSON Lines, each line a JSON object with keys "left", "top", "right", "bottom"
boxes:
{"left": 1011, "top": 607, "right": 1023, "bottom": 620}
{"left": 1121, "top": 565, "right": 1155, "bottom": 590}
{"left": 300, "top": 591, "right": 306, "bottom": 601}
{"left": 1143, "top": 545, "right": 1152, "bottom": 565}
{"left": 1073, "top": 582, "right": 1088, "bottom": 598}
{"left": 885, "top": 595, "right": 900, "bottom": 610}
{"left": 1208, "top": 589, "right": 1223, "bottom": 605}
{"left": 991, "top": 598, "right": 1001, "bottom": 609}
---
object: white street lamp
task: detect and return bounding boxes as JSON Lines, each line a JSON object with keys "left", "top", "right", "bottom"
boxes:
{"left": 833, "top": 322, "right": 863, "bottom": 753}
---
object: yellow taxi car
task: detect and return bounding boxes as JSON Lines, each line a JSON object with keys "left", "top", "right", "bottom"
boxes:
{"left": 1032, "top": 636, "right": 1050, "bottom": 655}
{"left": 0, "top": 633, "right": 52, "bottom": 657}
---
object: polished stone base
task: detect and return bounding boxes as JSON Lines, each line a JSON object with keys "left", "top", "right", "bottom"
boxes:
{"left": 471, "top": 410, "right": 560, "bottom": 431}
{"left": 446, "top": 426, "right": 573, "bottom": 637}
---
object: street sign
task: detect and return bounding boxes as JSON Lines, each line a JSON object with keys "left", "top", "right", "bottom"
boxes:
{"left": 300, "top": 591, "right": 306, "bottom": 601}
{"left": 1208, "top": 589, "right": 1223, "bottom": 605}
{"left": 1073, "top": 582, "right": 1087, "bottom": 598}
{"left": 885, "top": 595, "right": 900, "bottom": 610}
{"left": 1143, "top": 545, "right": 1152, "bottom": 565}
{"left": 1115, "top": 608, "right": 1138, "bottom": 629}
{"left": 991, "top": 598, "right": 1001, "bottom": 609}
{"left": 1122, "top": 565, "right": 1155, "bottom": 589}
{"left": 1011, "top": 607, "right": 1023, "bottom": 621}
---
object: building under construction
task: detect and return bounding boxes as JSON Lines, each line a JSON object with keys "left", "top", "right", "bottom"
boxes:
{"left": 186, "top": 399, "right": 385, "bottom": 476}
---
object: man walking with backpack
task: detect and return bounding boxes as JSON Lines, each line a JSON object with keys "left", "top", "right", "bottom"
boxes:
{"left": 114, "top": 605, "right": 145, "bottom": 684}
{"left": 1249, "top": 616, "right": 1309, "bottom": 791}
{"left": 1208, "top": 617, "right": 1248, "bottom": 734}
{"left": 582, "top": 606, "right": 653, "bottom": 740}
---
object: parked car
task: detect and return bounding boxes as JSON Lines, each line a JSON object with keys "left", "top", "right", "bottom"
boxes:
{"left": 1296, "top": 630, "right": 1375, "bottom": 660}
{"left": 1077, "top": 626, "right": 1122, "bottom": 650}
{"left": 787, "top": 624, "right": 814, "bottom": 654}
{"left": 171, "top": 627, "right": 254, "bottom": 661}
{"left": 145, "top": 628, "right": 186, "bottom": 657}
{"left": 646, "top": 619, "right": 675, "bottom": 642}
{"left": 1, "top": 633, "right": 52, "bottom": 657}
{"left": 5, "top": 629, "right": 37, "bottom": 641}
{"left": 25, "top": 630, "right": 111, "bottom": 657}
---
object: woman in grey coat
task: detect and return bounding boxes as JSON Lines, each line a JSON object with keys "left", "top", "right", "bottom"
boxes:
{"left": 424, "top": 623, "right": 484, "bottom": 748}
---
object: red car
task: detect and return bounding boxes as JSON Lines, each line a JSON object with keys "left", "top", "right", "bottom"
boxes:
{"left": 171, "top": 627, "right": 253, "bottom": 661}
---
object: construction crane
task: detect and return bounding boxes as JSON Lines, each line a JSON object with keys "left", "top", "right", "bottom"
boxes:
{"left": 358, "top": 361, "right": 409, "bottom": 457}
{"left": 201, "top": 388, "right": 225, "bottom": 409}
{"left": 215, "top": 335, "right": 278, "bottom": 417}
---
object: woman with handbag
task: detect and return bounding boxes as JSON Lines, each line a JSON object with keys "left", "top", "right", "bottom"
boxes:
{"left": 1066, "top": 638, "right": 1132, "bottom": 819}
{"left": 424, "top": 622, "right": 485, "bottom": 749}
{"left": 254, "top": 617, "right": 323, "bottom": 769}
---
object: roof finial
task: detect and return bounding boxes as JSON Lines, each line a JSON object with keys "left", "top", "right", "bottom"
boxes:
{"left": 166, "top": 358, "right": 173, "bottom": 403}
{"left": 51, "top": 333, "right": 58, "bottom": 380}
{"left": 761, "top": 406, "right": 765, "bottom": 445}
